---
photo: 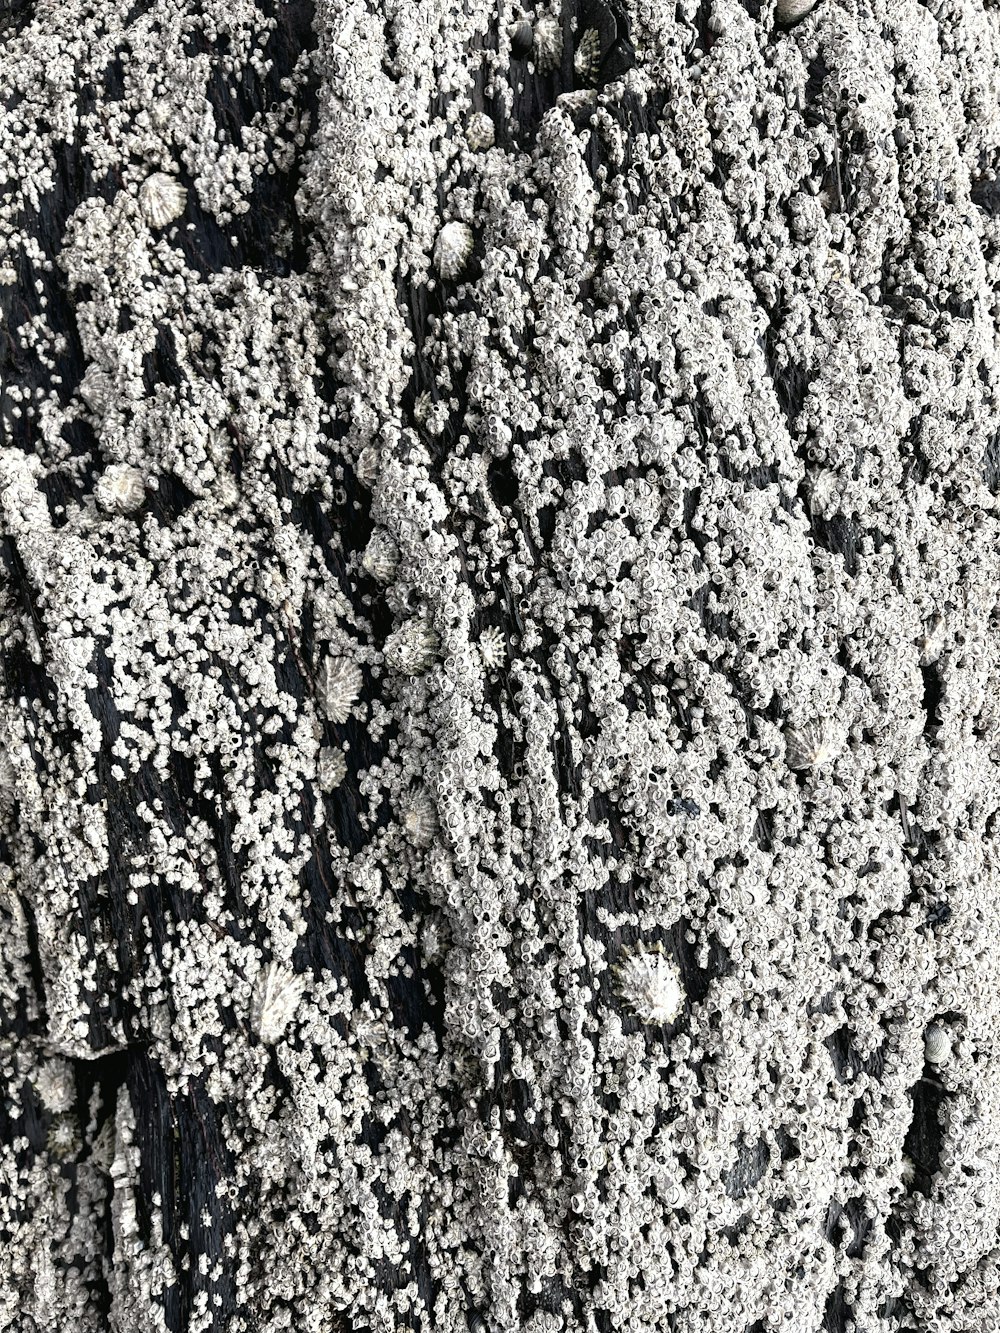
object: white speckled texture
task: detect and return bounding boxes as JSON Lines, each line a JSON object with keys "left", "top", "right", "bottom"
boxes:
{"left": 1, "top": 0, "right": 1000, "bottom": 1330}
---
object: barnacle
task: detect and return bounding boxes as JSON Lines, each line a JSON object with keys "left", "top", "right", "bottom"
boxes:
{"left": 533, "top": 13, "right": 563, "bottom": 72}
{"left": 783, "top": 719, "right": 845, "bottom": 771}
{"left": 249, "top": 962, "right": 306, "bottom": 1044}
{"left": 384, "top": 617, "right": 440, "bottom": 676}
{"left": 319, "top": 655, "right": 363, "bottom": 724}
{"left": 434, "top": 221, "right": 474, "bottom": 281}
{"left": 573, "top": 28, "right": 601, "bottom": 83}
{"left": 138, "top": 171, "right": 187, "bottom": 228}
{"left": 614, "top": 946, "right": 684, "bottom": 1025}
{"left": 95, "top": 462, "right": 145, "bottom": 515}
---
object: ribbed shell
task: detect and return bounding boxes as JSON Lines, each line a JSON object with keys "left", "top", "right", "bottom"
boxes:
{"left": 138, "top": 172, "right": 187, "bottom": 228}
{"left": 533, "top": 13, "right": 563, "bottom": 72}
{"left": 404, "top": 787, "right": 438, "bottom": 845}
{"left": 317, "top": 746, "right": 348, "bottom": 793}
{"left": 319, "top": 655, "right": 363, "bottom": 724}
{"left": 574, "top": 28, "right": 601, "bottom": 83}
{"left": 616, "top": 948, "right": 683, "bottom": 1025}
{"left": 384, "top": 618, "right": 440, "bottom": 676}
{"left": 249, "top": 962, "right": 305, "bottom": 1044}
{"left": 783, "top": 719, "right": 844, "bottom": 771}
{"left": 362, "top": 528, "right": 400, "bottom": 584}
{"left": 434, "top": 221, "right": 474, "bottom": 281}
{"left": 924, "top": 1024, "right": 952, "bottom": 1065}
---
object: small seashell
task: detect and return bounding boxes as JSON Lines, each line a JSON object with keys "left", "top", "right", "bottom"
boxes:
{"left": 317, "top": 746, "right": 347, "bottom": 793}
{"left": 249, "top": 961, "right": 306, "bottom": 1044}
{"left": 573, "top": 28, "right": 602, "bottom": 83}
{"left": 384, "top": 617, "right": 440, "bottom": 676}
{"left": 533, "top": 13, "right": 563, "bottom": 72}
{"left": 478, "top": 625, "right": 506, "bottom": 671}
{"left": 318, "top": 655, "right": 363, "bottom": 724}
{"left": 466, "top": 112, "right": 495, "bottom": 151}
{"left": 615, "top": 945, "right": 683, "bottom": 1025}
{"left": 775, "top": 0, "right": 819, "bottom": 24}
{"left": 138, "top": 172, "right": 187, "bottom": 229}
{"left": 403, "top": 787, "right": 438, "bottom": 846}
{"left": 361, "top": 528, "right": 400, "bottom": 584}
{"left": 924, "top": 1023, "right": 951, "bottom": 1065}
{"left": 434, "top": 220, "right": 474, "bottom": 281}
{"left": 95, "top": 463, "right": 145, "bottom": 515}
{"left": 79, "top": 365, "right": 113, "bottom": 415}
{"left": 355, "top": 445, "right": 380, "bottom": 488}
{"left": 509, "top": 19, "right": 533, "bottom": 58}
{"left": 783, "top": 719, "right": 845, "bottom": 771}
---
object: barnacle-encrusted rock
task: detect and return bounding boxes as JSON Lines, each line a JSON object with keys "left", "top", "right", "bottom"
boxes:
{"left": 95, "top": 462, "right": 145, "bottom": 514}
{"left": 615, "top": 947, "right": 684, "bottom": 1025}
{"left": 249, "top": 962, "right": 306, "bottom": 1044}
{"left": 6, "top": 0, "right": 1000, "bottom": 1330}
{"left": 138, "top": 171, "right": 187, "bottom": 228}
{"left": 433, "top": 220, "right": 474, "bottom": 280}
{"left": 318, "top": 654, "right": 362, "bottom": 724}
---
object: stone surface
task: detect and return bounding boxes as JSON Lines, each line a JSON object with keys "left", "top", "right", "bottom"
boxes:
{"left": 2, "top": 1, "right": 1000, "bottom": 1330}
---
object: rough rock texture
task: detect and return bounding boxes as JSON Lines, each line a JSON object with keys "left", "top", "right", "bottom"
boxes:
{"left": 2, "top": 0, "right": 1000, "bottom": 1330}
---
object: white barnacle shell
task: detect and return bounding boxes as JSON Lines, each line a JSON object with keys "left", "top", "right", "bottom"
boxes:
{"left": 615, "top": 946, "right": 683, "bottom": 1025}
{"left": 361, "top": 528, "right": 400, "bottom": 584}
{"left": 784, "top": 719, "right": 845, "bottom": 771}
{"left": 138, "top": 172, "right": 187, "bottom": 229}
{"left": 574, "top": 28, "right": 601, "bottom": 83}
{"left": 434, "top": 221, "right": 474, "bottom": 281}
{"left": 776, "top": 0, "right": 819, "bottom": 23}
{"left": 403, "top": 786, "right": 438, "bottom": 846}
{"left": 317, "top": 746, "right": 348, "bottom": 793}
{"left": 478, "top": 625, "right": 506, "bottom": 671}
{"left": 95, "top": 463, "right": 145, "bottom": 515}
{"left": 466, "top": 112, "right": 495, "bottom": 151}
{"left": 533, "top": 13, "right": 563, "bottom": 72}
{"left": 318, "top": 655, "right": 363, "bottom": 724}
{"left": 250, "top": 961, "right": 306, "bottom": 1044}
{"left": 924, "top": 1023, "right": 952, "bottom": 1065}
{"left": 384, "top": 617, "right": 440, "bottom": 676}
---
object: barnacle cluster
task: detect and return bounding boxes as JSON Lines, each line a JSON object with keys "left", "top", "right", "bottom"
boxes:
{"left": 1, "top": 0, "right": 1000, "bottom": 1330}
